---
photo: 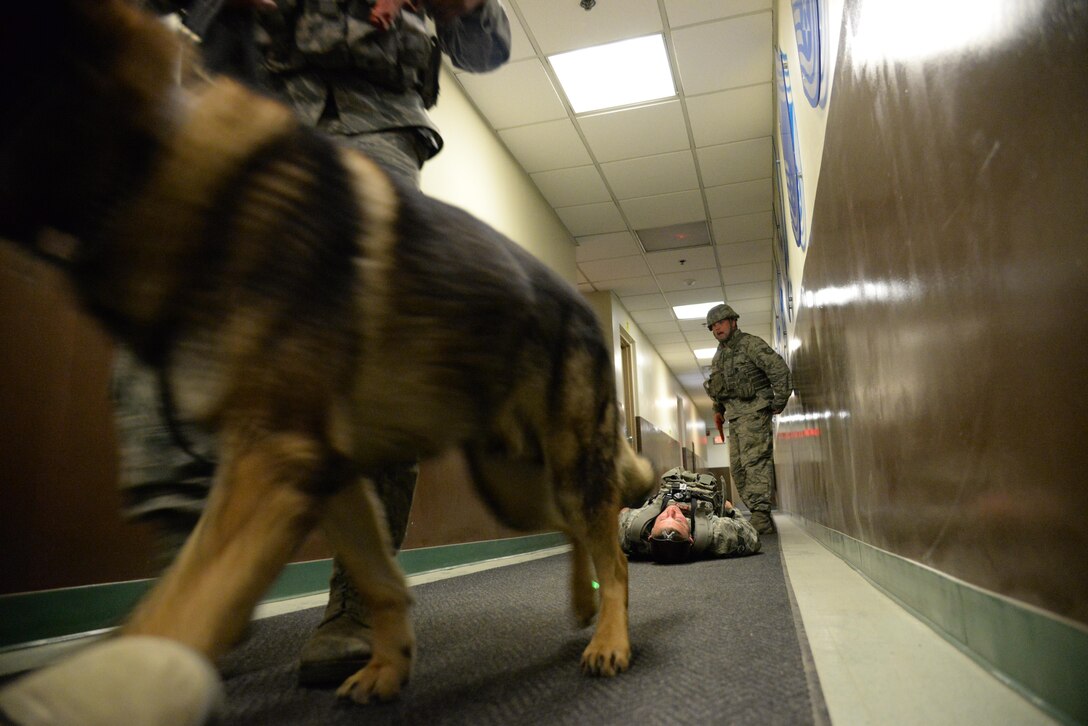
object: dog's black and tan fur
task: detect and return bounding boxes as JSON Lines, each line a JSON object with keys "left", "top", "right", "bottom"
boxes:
{"left": 0, "top": 0, "right": 654, "bottom": 703}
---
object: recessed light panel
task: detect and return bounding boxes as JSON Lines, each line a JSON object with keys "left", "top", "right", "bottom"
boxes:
{"left": 549, "top": 35, "right": 676, "bottom": 114}
{"left": 673, "top": 301, "right": 723, "bottom": 320}
{"left": 637, "top": 221, "right": 712, "bottom": 252}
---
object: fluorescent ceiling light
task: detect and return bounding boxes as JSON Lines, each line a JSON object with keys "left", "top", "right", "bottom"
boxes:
{"left": 672, "top": 301, "right": 723, "bottom": 320}
{"left": 694, "top": 348, "right": 717, "bottom": 360}
{"left": 549, "top": 35, "right": 676, "bottom": 114}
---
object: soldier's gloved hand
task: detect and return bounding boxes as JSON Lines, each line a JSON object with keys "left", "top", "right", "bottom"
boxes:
{"left": 369, "top": 0, "right": 415, "bottom": 29}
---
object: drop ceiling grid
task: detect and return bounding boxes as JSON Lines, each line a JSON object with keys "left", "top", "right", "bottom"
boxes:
{"left": 449, "top": 0, "right": 779, "bottom": 416}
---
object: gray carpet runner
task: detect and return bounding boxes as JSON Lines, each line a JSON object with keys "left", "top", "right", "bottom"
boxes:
{"left": 218, "top": 534, "right": 827, "bottom": 724}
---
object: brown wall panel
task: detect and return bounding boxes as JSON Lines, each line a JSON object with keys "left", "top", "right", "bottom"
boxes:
{"left": 0, "top": 248, "right": 159, "bottom": 593}
{"left": 635, "top": 416, "right": 681, "bottom": 477}
{"left": 776, "top": 0, "right": 1088, "bottom": 623}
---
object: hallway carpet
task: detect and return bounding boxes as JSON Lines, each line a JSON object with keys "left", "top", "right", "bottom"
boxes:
{"left": 218, "top": 535, "right": 827, "bottom": 724}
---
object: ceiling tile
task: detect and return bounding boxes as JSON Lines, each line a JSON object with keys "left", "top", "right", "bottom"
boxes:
{"left": 711, "top": 213, "right": 774, "bottom": 244}
{"left": 505, "top": 7, "right": 537, "bottom": 62}
{"left": 596, "top": 276, "right": 660, "bottom": 296}
{"left": 664, "top": 286, "right": 724, "bottom": 306}
{"left": 555, "top": 201, "right": 626, "bottom": 236}
{"left": 620, "top": 292, "right": 669, "bottom": 311}
{"left": 727, "top": 297, "right": 772, "bottom": 314}
{"left": 645, "top": 246, "right": 717, "bottom": 274}
{"left": 498, "top": 119, "right": 592, "bottom": 172}
{"left": 672, "top": 13, "right": 773, "bottom": 95}
{"left": 679, "top": 319, "right": 710, "bottom": 333}
{"left": 705, "top": 178, "right": 772, "bottom": 218}
{"left": 656, "top": 266, "right": 721, "bottom": 291}
{"left": 530, "top": 166, "right": 611, "bottom": 208}
{"left": 725, "top": 281, "right": 772, "bottom": 300}
{"left": 741, "top": 310, "right": 773, "bottom": 325}
{"left": 636, "top": 221, "right": 711, "bottom": 251}
{"left": 620, "top": 190, "right": 705, "bottom": 229}
{"left": 653, "top": 341, "right": 696, "bottom": 356}
{"left": 716, "top": 239, "right": 773, "bottom": 266}
{"left": 697, "top": 137, "right": 772, "bottom": 187}
{"left": 687, "top": 84, "right": 772, "bottom": 147}
{"left": 638, "top": 320, "right": 683, "bottom": 335}
{"left": 664, "top": 0, "right": 771, "bottom": 27}
{"left": 578, "top": 254, "right": 649, "bottom": 282}
{"left": 600, "top": 150, "right": 699, "bottom": 200}
{"left": 675, "top": 369, "right": 708, "bottom": 389}
{"left": 661, "top": 353, "right": 699, "bottom": 369}
{"left": 577, "top": 281, "right": 595, "bottom": 293}
{"left": 513, "top": 0, "right": 663, "bottom": 55}
{"left": 646, "top": 330, "right": 688, "bottom": 345}
{"left": 720, "top": 261, "right": 772, "bottom": 285}
{"left": 575, "top": 231, "right": 642, "bottom": 261}
{"left": 631, "top": 308, "right": 676, "bottom": 325}
{"left": 457, "top": 59, "right": 566, "bottom": 129}
{"left": 578, "top": 101, "right": 689, "bottom": 163}
{"left": 684, "top": 328, "right": 713, "bottom": 344}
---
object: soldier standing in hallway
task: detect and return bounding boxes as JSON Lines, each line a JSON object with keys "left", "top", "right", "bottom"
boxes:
{"left": 703, "top": 304, "right": 792, "bottom": 534}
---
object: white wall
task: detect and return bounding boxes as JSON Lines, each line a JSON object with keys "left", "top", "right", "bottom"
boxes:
{"left": 706, "top": 440, "right": 729, "bottom": 468}
{"left": 421, "top": 67, "right": 576, "bottom": 280}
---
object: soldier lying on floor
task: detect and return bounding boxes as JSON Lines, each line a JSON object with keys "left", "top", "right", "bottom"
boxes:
{"left": 619, "top": 468, "right": 761, "bottom": 564}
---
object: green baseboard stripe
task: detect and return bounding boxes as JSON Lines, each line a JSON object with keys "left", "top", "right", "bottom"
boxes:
{"left": 788, "top": 514, "right": 1088, "bottom": 725}
{"left": 0, "top": 531, "right": 565, "bottom": 651}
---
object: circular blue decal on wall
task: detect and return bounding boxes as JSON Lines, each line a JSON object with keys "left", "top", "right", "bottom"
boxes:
{"left": 792, "top": 0, "right": 827, "bottom": 109}
{"left": 775, "top": 50, "right": 805, "bottom": 251}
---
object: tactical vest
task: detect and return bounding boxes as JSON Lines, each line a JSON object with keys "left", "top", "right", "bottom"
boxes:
{"left": 258, "top": 0, "right": 441, "bottom": 107}
{"left": 624, "top": 468, "right": 724, "bottom": 557}
{"left": 704, "top": 333, "right": 773, "bottom": 403}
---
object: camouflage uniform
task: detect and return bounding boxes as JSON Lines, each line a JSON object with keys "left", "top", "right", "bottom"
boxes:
{"left": 618, "top": 469, "right": 760, "bottom": 560}
{"left": 255, "top": 0, "right": 511, "bottom": 166}
{"left": 704, "top": 323, "right": 792, "bottom": 534}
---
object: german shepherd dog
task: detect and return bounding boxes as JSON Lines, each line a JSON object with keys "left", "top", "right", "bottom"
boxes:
{"left": 0, "top": 0, "right": 654, "bottom": 705}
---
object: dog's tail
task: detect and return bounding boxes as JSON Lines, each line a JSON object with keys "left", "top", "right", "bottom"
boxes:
{"left": 616, "top": 440, "right": 655, "bottom": 508}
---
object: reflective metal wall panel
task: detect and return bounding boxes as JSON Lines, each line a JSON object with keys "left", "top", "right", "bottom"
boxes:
{"left": 776, "top": 0, "right": 1088, "bottom": 623}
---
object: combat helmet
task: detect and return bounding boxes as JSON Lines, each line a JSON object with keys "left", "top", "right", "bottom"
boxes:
{"left": 705, "top": 303, "right": 739, "bottom": 329}
{"left": 648, "top": 529, "right": 693, "bottom": 564}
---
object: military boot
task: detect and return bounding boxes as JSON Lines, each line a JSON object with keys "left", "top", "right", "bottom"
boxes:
{"left": 297, "top": 559, "right": 373, "bottom": 687}
{"left": 749, "top": 510, "right": 777, "bottom": 535}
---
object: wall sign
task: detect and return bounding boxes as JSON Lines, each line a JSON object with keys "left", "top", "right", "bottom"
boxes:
{"left": 792, "top": 0, "right": 828, "bottom": 109}
{"left": 775, "top": 50, "right": 805, "bottom": 251}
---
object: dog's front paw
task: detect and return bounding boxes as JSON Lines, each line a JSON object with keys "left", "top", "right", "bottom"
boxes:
{"left": 335, "top": 656, "right": 410, "bottom": 704}
{"left": 580, "top": 638, "right": 630, "bottom": 677}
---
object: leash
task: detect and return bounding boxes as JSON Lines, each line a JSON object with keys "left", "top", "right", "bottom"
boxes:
{"left": 157, "top": 367, "right": 218, "bottom": 474}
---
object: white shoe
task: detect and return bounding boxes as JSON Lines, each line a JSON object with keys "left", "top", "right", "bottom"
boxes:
{"left": 0, "top": 636, "right": 223, "bottom": 726}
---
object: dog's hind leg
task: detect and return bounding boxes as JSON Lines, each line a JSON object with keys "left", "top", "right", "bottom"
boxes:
{"left": 123, "top": 432, "right": 331, "bottom": 658}
{"left": 319, "top": 478, "right": 414, "bottom": 704}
